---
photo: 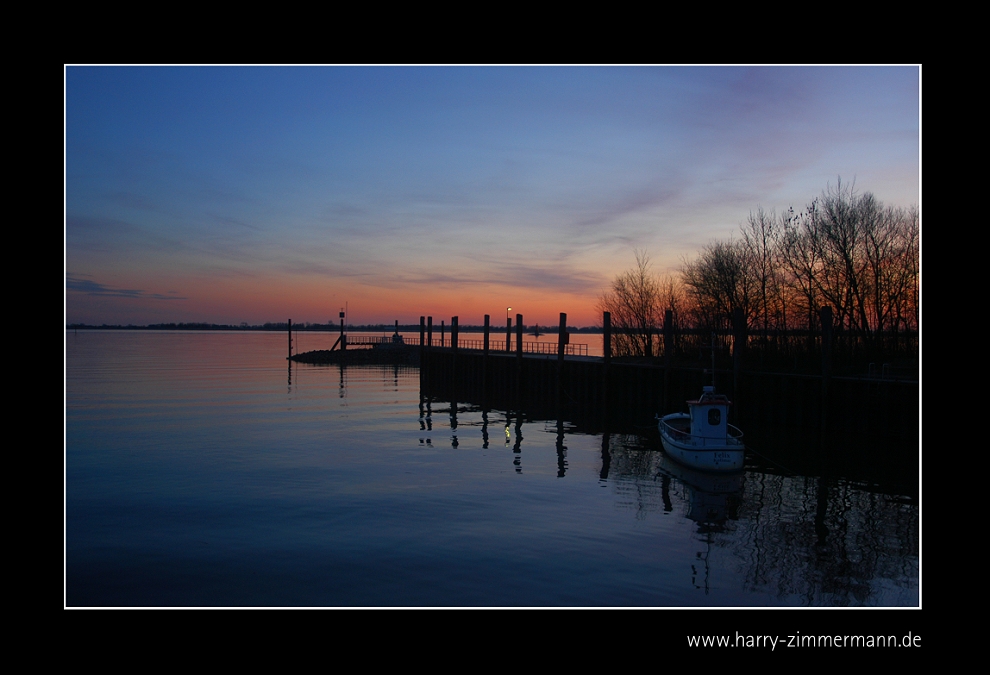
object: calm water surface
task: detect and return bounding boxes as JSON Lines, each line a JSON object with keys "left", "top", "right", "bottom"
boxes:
{"left": 65, "top": 331, "right": 918, "bottom": 607}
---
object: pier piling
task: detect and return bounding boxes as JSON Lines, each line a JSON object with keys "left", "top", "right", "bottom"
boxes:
{"left": 483, "top": 314, "right": 490, "bottom": 407}
{"left": 291, "top": 307, "right": 915, "bottom": 444}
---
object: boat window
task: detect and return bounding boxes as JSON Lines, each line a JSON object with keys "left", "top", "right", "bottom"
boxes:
{"left": 708, "top": 409, "right": 721, "bottom": 425}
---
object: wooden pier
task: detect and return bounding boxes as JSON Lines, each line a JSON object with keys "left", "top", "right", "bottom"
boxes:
{"left": 288, "top": 311, "right": 918, "bottom": 445}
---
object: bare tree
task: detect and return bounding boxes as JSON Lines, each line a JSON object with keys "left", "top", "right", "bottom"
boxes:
{"left": 814, "top": 181, "right": 874, "bottom": 338}
{"left": 597, "top": 251, "right": 665, "bottom": 357}
{"left": 779, "top": 204, "right": 823, "bottom": 333}
{"left": 740, "top": 207, "right": 788, "bottom": 337}
{"left": 898, "top": 206, "right": 920, "bottom": 333}
{"left": 795, "top": 181, "right": 919, "bottom": 348}
{"left": 752, "top": 179, "right": 919, "bottom": 362}
{"left": 681, "top": 238, "right": 754, "bottom": 333}
{"left": 631, "top": 179, "right": 918, "bottom": 366}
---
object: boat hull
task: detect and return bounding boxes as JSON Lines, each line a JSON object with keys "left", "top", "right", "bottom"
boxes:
{"left": 658, "top": 414, "right": 744, "bottom": 473}
{"left": 659, "top": 438, "right": 744, "bottom": 472}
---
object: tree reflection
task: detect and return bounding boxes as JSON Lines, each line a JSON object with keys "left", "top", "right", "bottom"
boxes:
{"left": 604, "top": 436, "right": 918, "bottom": 605}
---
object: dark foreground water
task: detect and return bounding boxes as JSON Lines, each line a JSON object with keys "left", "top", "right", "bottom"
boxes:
{"left": 65, "top": 331, "right": 918, "bottom": 607}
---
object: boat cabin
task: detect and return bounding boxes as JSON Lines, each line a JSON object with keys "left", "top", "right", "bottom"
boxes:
{"left": 687, "top": 386, "right": 731, "bottom": 439}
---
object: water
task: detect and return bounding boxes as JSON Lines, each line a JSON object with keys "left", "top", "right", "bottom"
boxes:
{"left": 65, "top": 330, "right": 918, "bottom": 607}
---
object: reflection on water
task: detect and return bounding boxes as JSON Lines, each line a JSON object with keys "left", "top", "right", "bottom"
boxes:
{"left": 66, "top": 330, "right": 918, "bottom": 607}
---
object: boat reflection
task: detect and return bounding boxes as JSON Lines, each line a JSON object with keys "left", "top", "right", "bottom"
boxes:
{"left": 656, "top": 452, "right": 743, "bottom": 531}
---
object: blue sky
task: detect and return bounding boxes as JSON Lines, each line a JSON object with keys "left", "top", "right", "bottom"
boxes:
{"left": 65, "top": 66, "right": 919, "bottom": 326}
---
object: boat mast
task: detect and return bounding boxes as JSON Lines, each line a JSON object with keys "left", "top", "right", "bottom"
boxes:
{"left": 710, "top": 331, "right": 716, "bottom": 390}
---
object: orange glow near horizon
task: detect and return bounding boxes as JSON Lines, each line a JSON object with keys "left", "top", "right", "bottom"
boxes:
{"left": 67, "top": 67, "right": 919, "bottom": 330}
{"left": 66, "top": 273, "right": 607, "bottom": 327}
{"left": 245, "top": 280, "right": 604, "bottom": 328}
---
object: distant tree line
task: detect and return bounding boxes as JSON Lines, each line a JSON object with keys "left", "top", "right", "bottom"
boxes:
{"left": 599, "top": 180, "right": 919, "bottom": 372}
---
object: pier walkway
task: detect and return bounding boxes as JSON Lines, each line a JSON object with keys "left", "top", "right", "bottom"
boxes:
{"left": 344, "top": 334, "right": 589, "bottom": 357}
{"left": 286, "top": 311, "right": 917, "bottom": 442}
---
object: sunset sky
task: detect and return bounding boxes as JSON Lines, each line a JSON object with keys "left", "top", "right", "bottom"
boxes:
{"left": 65, "top": 66, "right": 919, "bottom": 327}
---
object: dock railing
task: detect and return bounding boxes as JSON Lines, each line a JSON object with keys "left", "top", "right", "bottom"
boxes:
{"left": 345, "top": 335, "right": 588, "bottom": 356}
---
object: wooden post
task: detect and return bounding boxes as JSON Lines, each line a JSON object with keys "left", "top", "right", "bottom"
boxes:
{"left": 441, "top": 320, "right": 445, "bottom": 348}
{"left": 556, "top": 312, "right": 567, "bottom": 413}
{"left": 483, "top": 314, "right": 490, "bottom": 407}
{"left": 603, "top": 312, "right": 612, "bottom": 365}
{"left": 662, "top": 309, "right": 671, "bottom": 412}
{"left": 732, "top": 307, "right": 745, "bottom": 403}
{"left": 516, "top": 314, "right": 523, "bottom": 359}
{"left": 288, "top": 319, "right": 292, "bottom": 359}
{"left": 820, "top": 305, "right": 833, "bottom": 432}
{"left": 663, "top": 310, "right": 672, "bottom": 367}
{"left": 339, "top": 311, "right": 346, "bottom": 351}
{"left": 820, "top": 306, "right": 833, "bottom": 382}
{"left": 427, "top": 316, "right": 433, "bottom": 349}
{"left": 506, "top": 317, "right": 512, "bottom": 353}
{"left": 603, "top": 311, "right": 611, "bottom": 418}
{"left": 451, "top": 316, "right": 458, "bottom": 394}
{"left": 419, "top": 315, "right": 425, "bottom": 379}
{"left": 515, "top": 313, "right": 523, "bottom": 406}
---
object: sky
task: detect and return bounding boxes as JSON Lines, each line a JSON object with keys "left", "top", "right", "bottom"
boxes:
{"left": 65, "top": 66, "right": 920, "bottom": 327}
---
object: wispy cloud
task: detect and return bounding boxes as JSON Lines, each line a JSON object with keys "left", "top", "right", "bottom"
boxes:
{"left": 357, "top": 262, "right": 607, "bottom": 294}
{"left": 65, "top": 67, "right": 919, "bottom": 325}
{"left": 66, "top": 273, "right": 186, "bottom": 300}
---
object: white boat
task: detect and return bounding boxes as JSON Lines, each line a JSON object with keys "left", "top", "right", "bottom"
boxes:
{"left": 657, "top": 386, "right": 745, "bottom": 472}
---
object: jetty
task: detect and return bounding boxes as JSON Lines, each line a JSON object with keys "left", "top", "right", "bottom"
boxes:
{"left": 287, "top": 311, "right": 918, "bottom": 446}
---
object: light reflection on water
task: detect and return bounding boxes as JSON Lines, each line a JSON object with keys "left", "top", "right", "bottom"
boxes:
{"left": 65, "top": 330, "right": 917, "bottom": 607}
